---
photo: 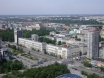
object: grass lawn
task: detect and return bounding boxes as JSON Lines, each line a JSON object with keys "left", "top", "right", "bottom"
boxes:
{"left": 11, "top": 49, "right": 22, "bottom": 55}
{"left": 21, "top": 53, "right": 38, "bottom": 60}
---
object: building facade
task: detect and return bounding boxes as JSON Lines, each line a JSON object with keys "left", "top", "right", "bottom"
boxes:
{"left": 46, "top": 44, "right": 59, "bottom": 56}
{"left": 14, "top": 28, "right": 23, "bottom": 43}
{"left": 0, "top": 48, "right": 10, "bottom": 60}
{"left": 18, "top": 38, "right": 46, "bottom": 52}
{"left": 99, "top": 47, "right": 104, "bottom": 59}
{"left": 46, "top": 44, "right": 81, "bottom": 59}
{"left": 57, "top": 47, "right": 70, "bottom": 59}
{"left": 87, "top": 27, "right": 99, "bottom": 59}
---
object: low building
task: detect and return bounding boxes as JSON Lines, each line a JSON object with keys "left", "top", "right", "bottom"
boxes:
{"left": 0, "top": 48, "right": 10, "bottom": 60}
{"left": 18, "top": 38, "right": 46, "bottom": 52}
{"left": 50, "top": 31, "right": 56, "bottom": 36}
{"left": 99, "top": 41, "right": 104, "bottom": 47}
{"left": 67, "top": 45, "right": 81, "bottom": 58}
{"left": 62, "top": 38, "right": 79, "bottom": 44}
{"left": 55, "top": 34, "right": 66, "bottom": 37}
{"left": 34, "top": 24, "right": 40, "bottom": 30}
{"left": 99, "top": 47, "right": 104, "bottom": 59}
{"left": 26, "top": 24, "right": 40, "bottom": 31}
{"left": 46, "top": 25, "right": 63, "bottom": 31}
{"left": 45, "top": 36, "right": 55, "bottom": 40}
{"left": 55, "top": 37, "right": 63, "bottom": 44}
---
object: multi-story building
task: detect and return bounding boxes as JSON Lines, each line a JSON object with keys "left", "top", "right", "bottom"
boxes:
{"left": 58, "top": 47, "right": 70, "bottom": 59}
{"left": 46, "top": 44, "right": 81, "bottom": 59}
{"left": 87, "top": 27, "right": 99, "bottom": 59}
{"left": 46, "top": 44, "right": 59, "bottom": 56}
{"left": 14, "top": 28, "right": 23, "bottom": 43}
{"left": 18, "top": 38, "right": 46, "bottom": 52}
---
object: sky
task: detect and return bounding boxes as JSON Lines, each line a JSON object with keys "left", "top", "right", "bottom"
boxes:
{"left": 0, "top": 0, "right": 104, "bottom": 15}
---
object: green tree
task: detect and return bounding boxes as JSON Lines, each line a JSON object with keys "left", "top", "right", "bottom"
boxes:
{"left": 83, "top": 61, "right": 92, "bottom": 67}
{"left": 39, "top": 37, "right": 56, "bottom": 45}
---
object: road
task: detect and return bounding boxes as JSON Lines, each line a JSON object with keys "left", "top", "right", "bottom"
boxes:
{"left": 13, "top": 55, "right": 38, "bottom": 68}
{"left": 68, "top": 67, "right": 87, "bottom": 78}
{"left": 66, "top": 59, "right": 104, "bottom": 77}
{"left": 76, "top": 66, "right": 104, "bottom": 77}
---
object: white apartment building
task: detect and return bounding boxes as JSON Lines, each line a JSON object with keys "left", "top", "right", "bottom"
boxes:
{"left": 58, "top": 47, "right": 70, "bottom": 59}
{"left": 46, "top": 44, "right": 59, "bottom": 56}
{"left": 18, "top": 38, "right": 46, "bottom": 52}
{"left": 46, "top": 44, "right": 68, "bottom": 58}
{"left": 46, "top": 44, "right": 81, "bottom": 59}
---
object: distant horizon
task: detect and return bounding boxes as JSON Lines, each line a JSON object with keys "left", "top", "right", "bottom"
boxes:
{"left": 0, "top": 14, "right": 104, "bottom": 16}
{"left": 0, "top": 0, "right": 104, "bottom": 15}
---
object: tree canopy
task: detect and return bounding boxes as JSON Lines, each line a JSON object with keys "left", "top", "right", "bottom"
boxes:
{"left": 0, "top": 29, "right": 51, "bottom": 42}
{"left": 2, "top": 62, "right": 70, "bottom": 78}
{"left": 39, "top": 37, "right": 56, "bottom": 44}
{"left": 0, "top": 60, "right": 23, "bottom": 74}
{"left": 0, "top": 29, "right": 14, "bottom": 42}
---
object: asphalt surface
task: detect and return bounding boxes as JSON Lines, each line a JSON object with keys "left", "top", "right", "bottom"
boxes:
{"left": 77, "top": 66, "right": 104, "bottom": 77}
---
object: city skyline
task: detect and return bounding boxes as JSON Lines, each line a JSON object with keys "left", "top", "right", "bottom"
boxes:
{"left": 0, "top": 0, "right": 104, "bottom": 15}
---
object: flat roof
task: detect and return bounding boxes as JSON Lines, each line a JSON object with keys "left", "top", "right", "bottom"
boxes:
{"left": 56, "top": 74, "right": 82, "bottom": 78}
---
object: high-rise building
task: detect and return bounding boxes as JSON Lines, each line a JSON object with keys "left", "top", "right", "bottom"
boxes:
{"left": 14, "top": 28, "right": 23, "bottom": 44}
{"left": 87, "top": 27, "right": 99, "bottom": 59}
{"left": 31, "top": 34, "right": 39, "bottom": 41}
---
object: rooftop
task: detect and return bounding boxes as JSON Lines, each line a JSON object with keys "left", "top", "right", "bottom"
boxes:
{"left": 56, "top": 74, "right": 82, "bottom": 78}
